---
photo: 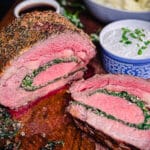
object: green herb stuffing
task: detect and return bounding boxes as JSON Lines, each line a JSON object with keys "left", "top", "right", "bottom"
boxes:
{"left": 0, "top": 105, "right": 20, "bottom": 139}
{"left": 21, "top": 57, "right": 85, "bottom": 91}
{"left": 72, "top": 89, "right": 150, "bottom": 130}
{"left": 40, "top": 141, "right": 64, "bottom": 150}
{"left": 120, "top": 27, "right": 150, "bottom": 55}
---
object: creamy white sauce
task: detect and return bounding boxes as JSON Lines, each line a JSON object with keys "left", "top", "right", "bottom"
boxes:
{"left": 102, "top": 27, "right": 150, "bottom": 59}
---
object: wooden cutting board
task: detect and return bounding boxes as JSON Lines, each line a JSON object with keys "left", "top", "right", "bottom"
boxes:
{"left": 10, "top": 88, "right": 98, "bottom": 150}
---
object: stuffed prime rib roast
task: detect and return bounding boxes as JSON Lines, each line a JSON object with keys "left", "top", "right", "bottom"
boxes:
{"left": 68, "top": 74, "right": 150, "bottom": 150}
{"left": 0, "top": 11, "right": 95, "bottom": 109}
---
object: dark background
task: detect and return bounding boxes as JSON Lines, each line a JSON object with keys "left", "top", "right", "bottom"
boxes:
{"left": 0, "top": 0, "right": 15, "bottom": 20}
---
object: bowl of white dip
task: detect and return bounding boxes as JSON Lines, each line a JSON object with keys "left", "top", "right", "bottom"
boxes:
{"left": 99, "top": 19, "right": 150, "bottom": 79}
{"left": 83, "top": 0, "right": 150, "bottom": 23}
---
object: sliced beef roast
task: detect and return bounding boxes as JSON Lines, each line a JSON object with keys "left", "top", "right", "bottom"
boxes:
{"left": 0, "top": 11, "right": 95, "bottom": 109}
{"left": 68, "top": 74, "right": 150, "bottom": 150}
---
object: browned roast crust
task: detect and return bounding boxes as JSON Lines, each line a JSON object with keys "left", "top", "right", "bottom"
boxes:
{"left": 0, "top": 11, "right": 94, "bottom": 74}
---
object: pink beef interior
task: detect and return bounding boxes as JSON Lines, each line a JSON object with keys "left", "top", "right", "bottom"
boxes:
{"left": 68, "top": 74, "right": 150, "bottom": 149}
{"left": 33, "top": 62, "right": 77, "bottom": 86}
{"left": 68, "top": 104, "right": 150, "bottom": 150}
{"left": 78, "top": 93, "right": 144, "bottom": 124}
{"left": 70, "top": 74, "right": 150, "bottom": 107}
{"left": 0, "top": 32, "right": 95, "bottom": 108}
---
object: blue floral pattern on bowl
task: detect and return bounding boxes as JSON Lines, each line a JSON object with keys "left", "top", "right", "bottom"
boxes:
{"left": 102, "top": 52, "right": 150, "bottom": 79}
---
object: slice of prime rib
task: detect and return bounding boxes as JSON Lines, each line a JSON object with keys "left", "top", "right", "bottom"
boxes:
{"left": 0, "top": 11, "right": 96, "bottom": 109}
{"left": 67, "top": 74, "right": 150, "bottom": 150}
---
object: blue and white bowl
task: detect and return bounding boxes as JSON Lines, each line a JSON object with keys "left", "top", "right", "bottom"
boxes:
{"left": 99, "top": 20, "right": 150, "bottom": 79}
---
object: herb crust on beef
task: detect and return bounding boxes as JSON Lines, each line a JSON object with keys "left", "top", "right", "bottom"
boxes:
{"left": 0, "top": 11, "right": 94, "bottom": 74}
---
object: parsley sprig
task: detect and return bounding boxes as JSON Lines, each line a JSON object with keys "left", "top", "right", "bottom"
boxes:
{"left": 63, "top": 10, "right": 83, "bottom": 28}
{"left": 90, "top": 33, "right": 99, "bottom": 42}
{"left": 58, "top": 0, "right": 85, "bottom": 28}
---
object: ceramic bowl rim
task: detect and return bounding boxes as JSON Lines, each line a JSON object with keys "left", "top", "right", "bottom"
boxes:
{"left": 86, "top": 0, "right": 150, "bottom": 14}
{"left": 14, "top": 0, "right": 60, "bottom": 18}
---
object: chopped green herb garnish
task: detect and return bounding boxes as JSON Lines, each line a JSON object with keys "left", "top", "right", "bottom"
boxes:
{"left": 90, "top": 33, "right": 99, "bottom": 42}
{"left": 120, "top": 28, "right": 132, "bottom": 45}
{"left": 0, "top": 141, "right": 21, "bottom": 150}
{"left": 120, "top": 27, "right": 149, "bottom": 55}
{"left": 40, "top": 141, "right": 64, "bottom": 150}
{"left": 137, "top": 45, "right": 148, "bottom": 55}
{"left": 122, "top": 27, "right": 131, "bottom": 33}
{"left": 58, "top": 0, "right": 85, "bottom": 11}
{"left": 125, "top": 40, "right": 132, "bottom": 45}
{"left": 58, "top": 0, "right": 85, "bottom": 28}
{"left": 0, "top": 105, "right": 20, "bottom": 139}
{"left": 130, "top": 33, "right": 137, "bottom": 39}
{"left": 134, "top": 29, "right": 145, "bottom": 37}
{"left": 63, "top": 10, "right": 84, "bottom": 28}
{"left": 138, "top": 49, "right": 143, "bottom": 55}
{"left": 122, "top": 35, "right": 128, "bottom": 41}
{"left": 141, "top": 46, "right": 147, "bottom": 49}
{"left": 144, "top": 40, "right": 150, "bottom": 45}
